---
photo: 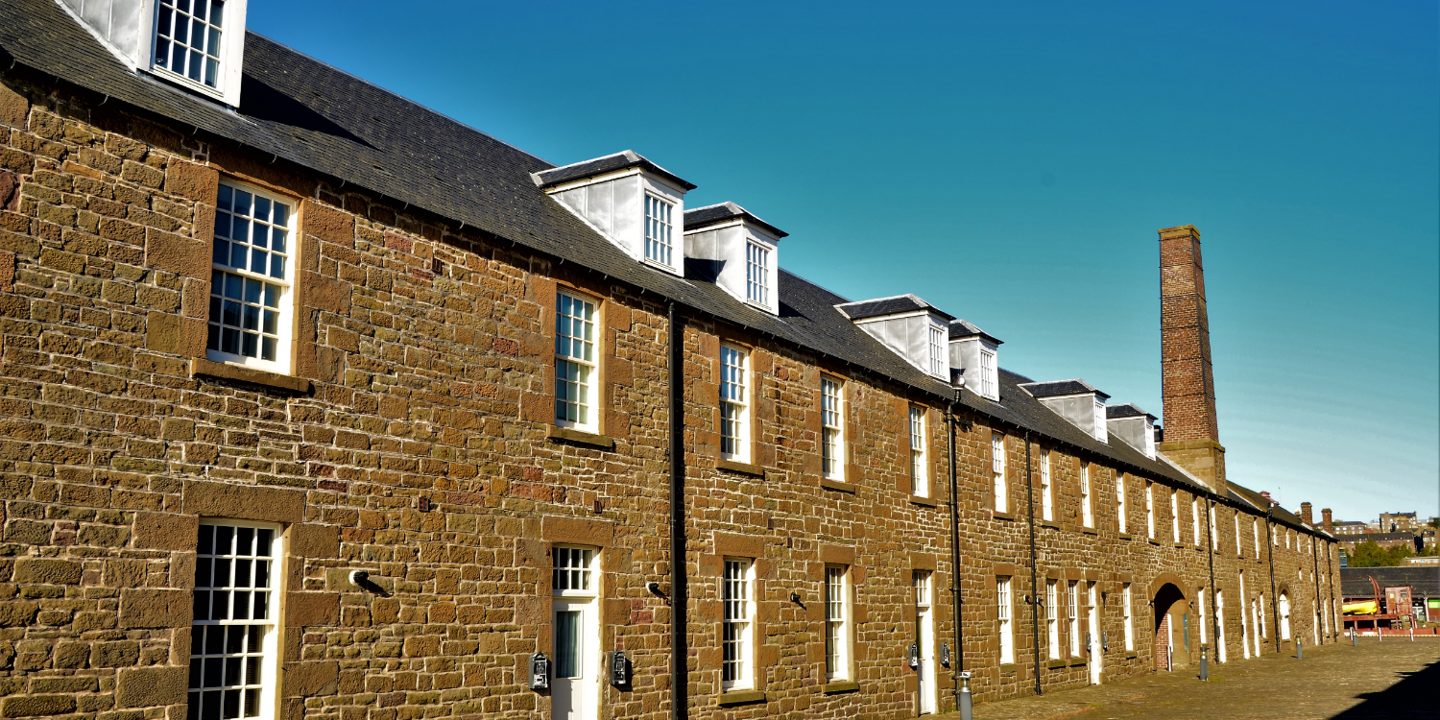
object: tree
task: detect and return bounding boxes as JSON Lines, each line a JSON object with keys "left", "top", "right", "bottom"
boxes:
{"left": 1347, "top": 540, "right": 1415, "bottom": 567}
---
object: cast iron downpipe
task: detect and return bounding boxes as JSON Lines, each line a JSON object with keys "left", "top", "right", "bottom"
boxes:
{"left": 667, "top": 302, "right": 687, "bottom": 720}
{"left": 945, "top": 392, "right": 965, "bottom": 707}
{"left": 1311, "top": 533, "right": 1323, "bottom": 644}
{"left": 1325, "top": 543, "right": 1336, "bottom": 641}
{"left": 1025, "top": 431, "right": 1041, "bottom": 696}
{"left": 1266, "top": 509, "right": 1279, "bottom": 654}
{"left": 1205, "top": 496, "right": 1218, "bottom": 656}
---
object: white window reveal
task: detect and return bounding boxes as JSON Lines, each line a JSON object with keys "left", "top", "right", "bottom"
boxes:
{"left": 909, "top": 406, "right": 927, "bottom": 496}
{"left": 1123, "top": 584, "right": 1135, "bottom": 651}
{"left": 720, "top": 345, "right": 750, "bottom": 462}
{"left": 722, "top": 559, "right": 755, "bottom": 691}
{"left": 1046, "top": 579, "right": 1060, "bottom": 660}
{"left": 997, "top": 576, "right": 1014, "bottom": 664}
{"left": 555, "top": 292, "right": 598, "bottom": 432}
{"left": 745, "top": 241, "right": 769, "bottom": 307}
{"left": 821, "top": 378, "right": 843, "bottom": 480}
{"left": 1193, "top": 497, "right": 1201, "bottom": 547}
{"left": 1116, "top": 474, "right": 1128, "bottom": 534}
{"left": 1067, "top": 581, "right": 1080, "bottom": 657}
{"left": 190, "top": 521, "right": 280, "bottom": 720}
{"left": 644, "top": 194, "right": 674, "bottom": 267}
{"left": 929, "top": 323, "right": 946, "bottom": 378}
{"left": 1172, "top": 489, "right": 1181, "bottom": 544}
{"left": 825, "top": 566, "right": 850, "bottom": 681}
{"left": 1146, "top": 481, "right": 1156, "bottom": 539}
{"left": 209, "top": 182, "right": 293, "bottom": 374}
{"left": 1039, "top": 450, "right": 1054, "bottom": 522}
{"left": 991, "top": 433, "right": 1007, "bottom": 513}
{"left": 1080, "top": 462, "right": 1093, "bottom": 528}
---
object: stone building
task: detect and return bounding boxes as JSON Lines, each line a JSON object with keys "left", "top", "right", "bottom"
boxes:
{"left": 0, "top": 2, "right": 1342, "bottom": 720}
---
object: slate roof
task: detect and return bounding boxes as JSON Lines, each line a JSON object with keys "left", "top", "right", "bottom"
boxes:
{"left": 835, "top": 294, "right": 955, "bottom": 322}
{"left": 1341, "top": 567, "right": 1440, "bottom": 598}
{"left": 683, "top": 202, "right": 787, "bottom": 238}
{"left": 532, "top": 150, "right": 696, "bottom": 191}
{"left": 948, "top": 318, "right": 1002, "bottom": 345}
{"left": 1105, "top": 403, "right": 1155, "bottom": 420}
{"left": 0, "top": 0, "right": 1326, "bottom": 537}
{"left": 1019, "top": 379, "right": 1111, "bottom": 401}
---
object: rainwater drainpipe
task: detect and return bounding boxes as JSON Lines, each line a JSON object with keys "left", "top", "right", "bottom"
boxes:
{"left": 1325, "top": 543, "right": 1336, "bottom": 641}
{"left": 667, "top": 302, "right": 687, "bottom": 720}
{"left": 946, "top": 388, "right": 965, "bottom": 706}
{"left": 1025, "top": 431, "right": 1041, "bottom": 696}
{"left": 1205, "top": 496, "right": 1217, "bottom": 653}
{"left": 1311, "top": 534, "right": 1322, "bottom": 644}
{"left": 1266, "top": 508, "right": 1279, "bottom": 654}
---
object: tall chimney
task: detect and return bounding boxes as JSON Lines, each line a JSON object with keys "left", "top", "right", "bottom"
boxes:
{"left": 1301, "top": 502, "right": 1314, "bottom": 525}
{"left": 1157, "top": 225, "right": 1226, "bottom": 494}
{"left": 1322, "top": 508, "right": 1333, "bottom": 534}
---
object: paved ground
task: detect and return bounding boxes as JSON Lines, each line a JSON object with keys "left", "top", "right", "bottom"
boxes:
{"left": 935, "top": 638, "right": 1440, "bottom": 719}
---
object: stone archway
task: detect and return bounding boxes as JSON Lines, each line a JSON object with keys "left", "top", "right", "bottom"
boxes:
{"left": 1151, "top": 580, "right": 1190, "bottom": 670}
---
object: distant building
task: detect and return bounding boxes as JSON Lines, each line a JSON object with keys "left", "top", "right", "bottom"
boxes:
{"left": 1379, "top": 512, "right": 1422, "bottom": 533}
{"left": 1332, "top": 520, "right": 1373, "bottom": 536}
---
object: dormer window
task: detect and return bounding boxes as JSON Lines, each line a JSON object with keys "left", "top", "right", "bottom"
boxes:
{"left": 1104, "top": 404, "right": 1158, "bottom": 458}
{"left": 978, "top": 345, "right": 998, "bottom": 399}
{"left": 746, "top": 241, "right": 769, "bottom": 306}
{"left": 1093, "top": 400, "right": 1107, "bottom": 443}
{"left": 928, "top": 324, "right": 946, "bottom": 377}
{"left": 835, "top": 295, "right": 955, "bottom": 381}
{"left": 154, "top": 0, "right": 225, "bottom": 88}
{"left": 1018, "top": 379, "right": 1110, "bottom": 442}
{"left": 948, "top": 320, "right": 1002, "bottom": 401}
{"left": 644, "top": 194, "right": 675, "bottom": 267}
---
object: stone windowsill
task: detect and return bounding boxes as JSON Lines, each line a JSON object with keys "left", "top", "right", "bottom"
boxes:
{"left": 191, "top": 357, "right": 310, "bottom": 393}
{"left": 820, "top": 478, "right": 856, "bottom": 494}
{"left": 1081, "top": 526, "right": 1098, "bottom": 536}
{"left": 1148, "top": 538, "right": 1162, "bottom": 546}
{"left": 1118, "top": 532, "right": 1132, "bottom": 541}
{"left": 998, "top": 663, "right": 1018, "bottom": 673}
{"left": 1126, "top": 651, "right": 1139, "bottom": 659}
{"left": 1047, "top": 658, "right": 1067, "bottom": 669}
{"left": 1068, "top": 657, "right": 1087, "bottom": 667}
{"left": 716, "top": 689, "right": 766, "bottom": 706}
{"left": 547, "top": 425, "right": 615, "bottom": 450}
{"left": 909, "top": 495, "right": 938, "bottom": 508}
{"left": 1174, "top": 543, "right": 1187, "bottom": 549}
{"left": 822, "top": 679, "right": 860, "bottom": 694}
{"left": 717, "top": 458, "right": 765, "bottom": 478}
{"left": 992, "top": 511, "right": 1015, "bottom": 521}
{"left": 1039, "top": 520, "right": 1059, "bottom": 529}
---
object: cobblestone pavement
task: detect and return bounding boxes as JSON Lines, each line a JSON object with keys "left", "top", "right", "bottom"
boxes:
{"left": 936, "top": 638, "right": 1440, "bottom": 719}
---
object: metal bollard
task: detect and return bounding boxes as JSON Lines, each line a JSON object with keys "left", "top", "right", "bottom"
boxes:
{"left": 959, "top": 672, "right": 973, "bottom": 720}
{"left": 1295, "top": 638, "right": 1303, "bottom": 660}
{"left": 1199, "top": 645, "right": 1208, "bottom": 681}
{"left": 1352, "top": 628, "right": 1358, "bottom": 647}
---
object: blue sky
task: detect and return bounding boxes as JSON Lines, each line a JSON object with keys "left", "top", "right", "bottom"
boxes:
{"left": 251, "top": 1, "right": 1439, "bottom": 522}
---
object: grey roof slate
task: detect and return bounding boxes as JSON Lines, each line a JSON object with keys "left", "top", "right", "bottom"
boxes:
{"left": 532, "top": 150, "right": 697, "bottom": 191}
{"left": 948, "top": 319, "right": 1002, "bottom": 345}
{"left": 0, "top": 0, "right": 1326, "bottom": 538}
{"left": 1105, "top": 403, "right": 1155, "bottom": 420}
{"left": 835, "top": 294, "right": 955, "bottom": 322}
{"left": 1019, "top": 379, "right": 1111, "bottom": 401}
{"left": 683, "top": 202, "right": 787, "bottom": 238}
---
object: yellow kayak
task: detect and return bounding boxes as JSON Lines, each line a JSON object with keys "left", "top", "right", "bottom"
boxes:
{"left": 1343, "top": 600, "right": 1379, "bottom": 615}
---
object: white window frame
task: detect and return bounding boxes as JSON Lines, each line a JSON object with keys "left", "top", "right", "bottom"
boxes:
{"left": 1116, "top": 473, "right": 1128, "bottom": 534}
{"left": 552, "top": 546, "right": 599, "bottom": 598}
{"left": 207, "top": 181, "right": 296, "bottom": 375}
{"left": 1045, "top": 579, "right": 1060, "bottom": 660}
{"left": 1193, "top": 497, "right": 1201, "bottom": 547}
{"left": 997, "top": 576, "right": 1014, "bottom": 664}
{"left": 148, "top": 0, "right": 248, "bottom": 105}
{"left": 1198, "top": 587, "right": 1208, "bottom": 644}
{"left": 1172, "top": 489, "right": 1181, "bottom": 544}
{"left": 1211, "top": 506, "right": 1219, "bottom": 551}
{"left": 1039, "top": 450, "right": 1054, "bottom": 522}
{"left": 721, "top": 558, "right": 756, "bottom": 691}
{"left": 991, "top": 433, "right": 1007, "bottom": 513}
{"left": 1146, "top": 481, "right": 1156, "bottom": 539}
{"left": 909, "top": 406, "right": 927, "bottom": 497}
{"left": 821, "top": 378, "right": 844, "bottom": 480}
{"left": 554, "top": 290, "right": 599, "bottom": 433}
{"left": 1253, "top": 519, "right": 1261, "bottom": 560}
{"left": 824, "top": 565, "right": 851, "bottom": 681}
{"left": 744, "top": 240, "right": 770, "bottom": 307}
{"left": 1122, "top": 584, "right": 1134, "bottom": 651}
{"left": 190, "top": 520, "right": 282, "bottom": 720}
{"left": 1067, "top": 581, "right": 1080, "bottom": 657}
{"left": 720, "top": 344, "right": 750, "bottom": 462}
{"left": 928, "top": 323, "right": 946, "bottom": 378}
{"left": 1258, "top": 593, "right": 1268, "bottom": 639}
{"left": 978, "top": 345, "right": 998, "bottom": 400}
{"left": 1235, "top": 510, "right": 1243, "bottom": 557}
{"left": 643, "top": 193, "right": 675, "bottom": 268}
{"left": 1080, "top": 462, "right": 1093, "bottom": 528}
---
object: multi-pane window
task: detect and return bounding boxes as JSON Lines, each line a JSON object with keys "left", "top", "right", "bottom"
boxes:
{"left": 824, "top": 566, "right": 849, "bottom": 681}
{"left": 1258, "top": 594, "right": 1267, "bottom": 639}
{"left": 1116, "top": 474, "right": 1128, "bottom": 533}
{"left": 720, "top": 345, "right": 749, "bottom": 461}
{"left": 1172, "top": 489, "right": 1181, "bottom": 543}
{"left": 209, "top": 183, "right": 292, "bottom": 371}
{"left": 1039, "top": 450, "right": 1054, "bottom": 522}
{"left": 821, "top": 378, "right": 843, "bottom": 479}
{"left": 1146, "top": 481, "right": 1156, "bottom": 539}
{"left": 1122, "top": 584, "right": 1134, "bottom": 651}
{"left": 991, "top": 433, "right": 1007, "bottom": 513}
{"left": 1210, "top": 505, "right": 1218, "bottom": 551}
{"left": 1253, "top": 519, "right": 1261, "bottom": 560}
{"left": 1092, "top": 400, "right": 1106, "bottom": 438}
{"left": 978, "top": 347, "right": 998, "bottom": 400}
{"left": 745, "top": 241, "right": 769, "bottom": 306}
{"left": 190, "top": 521, "right": 279, "bottom": 720}
{"left": 154, "top": 0, "right": 226, "bottom": 89}
{"left": 1198, "top": 588, "right": 1208, "bottom": 644}
{"left": 1080, "top": 462, "right": 1093, "bottom": 527}
{"left": 928, "top": 324, "right": 946, "bottom": 377}
{"left": 643, "top": 194, "right": 674, "bottom": 266}
{"left": 909, "top": 406, "right": 926, "bottom": 496}
{"left": 1235, "top": 511, "right": 1243, "bottom": 556}
{"left": 722, "top": 559, "right": 754, "bottom": 690}
{"left": 1067, "top": 581, "right": 1080, "bottom": 657}
{"left": 1193, "top": 497, "right": 1202, "bottom": 547}
{"left": 555, "top": 292, "right": 597, "bottom": 431}
{"left": 1045, "top": 579, "right": 1060, "bottom": 660}
{"left": 553, "top": 546, "right": 596, "bottom": 595}
{"left": 997, "top": 577, "right": 1014, "bottom": 664}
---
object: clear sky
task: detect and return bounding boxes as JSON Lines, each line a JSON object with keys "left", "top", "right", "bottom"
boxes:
{"left": 250, "top": 1, "right": 1439, "bottom": 522}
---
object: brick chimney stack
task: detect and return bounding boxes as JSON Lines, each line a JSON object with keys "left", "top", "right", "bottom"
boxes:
{"left": 1301, "top": 502, "right": 1314, "bottom": 525}
{"left": 1322, "top": 508, "right": 1334, "bottom": 534}
{"left": 1156, "top": 225, "right": 1226, "bottom": 494}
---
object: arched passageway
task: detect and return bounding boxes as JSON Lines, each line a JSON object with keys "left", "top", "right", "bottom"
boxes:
{"left": 1152, "top": 582, "right": 1191, "bottom": 669}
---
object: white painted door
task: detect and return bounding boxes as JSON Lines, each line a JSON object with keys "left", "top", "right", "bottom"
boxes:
{"left": 915, "top": 573, "right": 936, "bottom": 715}
{"left": 1279, "top": 594, "right": 1291, "bottom": 641}
{"left": 552, "top": 598, "right": 599, "bottom": 720}
{"left": 1087, "top": 583, "right": 1102, "bottom": 685}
